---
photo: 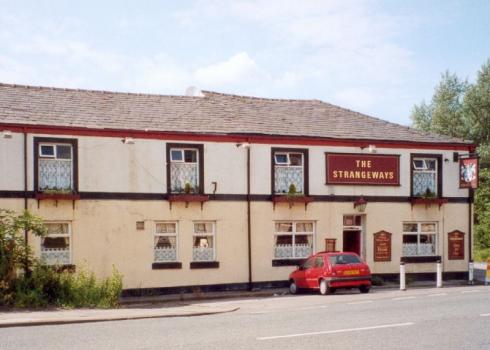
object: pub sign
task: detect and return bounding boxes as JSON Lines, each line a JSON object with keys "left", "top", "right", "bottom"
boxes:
{"left": 326, "top": 153, "right": 400, "bottom": 185}
{"left": 459, "top": 157, "right": 479, "bottom": 189}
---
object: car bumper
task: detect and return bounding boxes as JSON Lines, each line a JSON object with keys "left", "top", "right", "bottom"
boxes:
{"left": 326, "top": 275, "right": 372, "bottom": 288}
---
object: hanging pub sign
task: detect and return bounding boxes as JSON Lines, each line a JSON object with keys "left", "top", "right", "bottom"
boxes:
{"left": 459, "top": 157, "right": 479, "bottom": 189}
{"left": 373, "top": 231, "right": 392, "bottom": 262}
{"left": 448, "top": 230, "right": 465, "bottom": 260}
{"left": 325, "top": 153, "right": 400, "bottom": 185}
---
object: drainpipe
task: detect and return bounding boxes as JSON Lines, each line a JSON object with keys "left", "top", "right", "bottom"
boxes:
{"left": 246, "top": 141, "right": 252, "bottom": 291}
{"left": 23, "top": 129, "right": 29, "bottom": 276}
{"left": 468, "top": 188, "right": 473, "bottom": 263}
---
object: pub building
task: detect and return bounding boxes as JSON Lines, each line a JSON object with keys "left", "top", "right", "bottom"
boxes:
{"left": 0, "top": 83, "right": 478, "bottom": 294}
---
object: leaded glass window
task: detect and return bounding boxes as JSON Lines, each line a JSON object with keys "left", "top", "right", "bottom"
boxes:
{"left": 170, "top": 148, "right": 199, "bottom": 193}
{"left": 274, "top": 221, "right": 314, "bottom": 259}
{"left": 402, "top": 222, "right": 437, "bottom": 256}
{"left": 154, "top": 222, "right": 178, "bottom": 262}
{"left": 412, "top": 157, "right": 438, "bottom": 196}
{"left": 274, "top": 152, "right": 304, "bottom": 194}
{"left": 38, "top": 143, "right": 73, "bottom": 191}
{"left": 193, "top": 222, "right": 215, "bottom": 261}
{"left": 41, "top": 223, "right": 71, "bottom": 265}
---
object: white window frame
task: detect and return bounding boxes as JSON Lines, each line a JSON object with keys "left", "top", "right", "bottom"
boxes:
{"left": 412, "top": 157, "right": 438, "bottom": 196}
{"left": 192, "top": 221, "right": 216, "bottom": 262}
{"left": 170, "top": 148, "right": 198, "bottom": 164}
{"left": 39, "top": 143, "right": 73, "bottom": 160}
{"left": 38, "top": 142, "right": 74, "bottom": 191}
{"left": 273, "top": 152, "right": 305, "bottom": 194}
{"left": 274, "top": 221, "right": 315, "bottom": 259}
{"left": 402, "top": 222, "right": 438, "bottom": 257}
{"left": 154, "top": 222, "right": 179, "bottom": 262}
{"left": 41, "top": 222, "right": 72, "bottom": 265}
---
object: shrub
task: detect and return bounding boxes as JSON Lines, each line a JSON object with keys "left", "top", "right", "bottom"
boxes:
{"left": 474, "top": 248, "right": 490, "bottom": 262}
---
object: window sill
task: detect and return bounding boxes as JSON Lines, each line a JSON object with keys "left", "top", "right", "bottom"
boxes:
{"left": 401, "top": 255, "right": 441, "bottom": 263}
{"left": 152, "top": 262, "right": 182, "bottom": 269}
{"left": 410, "top": 197, "right": 448, "bottom": 209}
{"left": 35, "top": 192, "right": 80, "bottom": 200}
{"left": 190, "top": 261, "right": 219, "bottom": 269}
{"left": 272, "top": 258, "right": 305, "bottom": 267}
{"left": 168, "top": 194, "right": 209, "bottom": 209}
{"left": 272, "top": 195, "right": 313, "bottom": 209}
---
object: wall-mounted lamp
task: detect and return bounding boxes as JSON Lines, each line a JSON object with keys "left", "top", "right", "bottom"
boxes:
{"left": 122, "top": 137, "right": 135, "bottom": 145}
{"left": 354, "top": 196, "right": 367, "bottom": 213}
{"left": 236, "top": 142, "right": 250, "bottom": 148}
{"left": 1, "top": 130, "right": 12, "bottom": 139}
{"left": 361, "top": 144, "right": 377, "bottom": 153}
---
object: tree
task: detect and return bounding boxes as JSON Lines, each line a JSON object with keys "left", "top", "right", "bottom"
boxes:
{"left": 410, "top": 101, "right": 432, "bottom": 132}
{"left": 411, "top": 71, "right": 469, "bottom": 137}
{"left": 410, "top": 60, "right": 490, "bottom": 260}
{"left": 464, "top": 59, "right": 490, "bottom": 167}
{"left": 0, "top": 209, "right": 46, "bottom": 305}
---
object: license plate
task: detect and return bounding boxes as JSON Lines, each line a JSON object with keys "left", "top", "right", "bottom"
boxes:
{"left": 344, "top": 270, "right": 360, "bottom": 275}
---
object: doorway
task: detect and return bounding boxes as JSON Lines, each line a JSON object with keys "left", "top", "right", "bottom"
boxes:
{"left": 343, "top": 230, "right": 361, "bottom": 255}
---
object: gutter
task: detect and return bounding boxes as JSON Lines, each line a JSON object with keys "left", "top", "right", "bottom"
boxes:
{"left": 23, "top": 129, "right": 29, "bottom": 275}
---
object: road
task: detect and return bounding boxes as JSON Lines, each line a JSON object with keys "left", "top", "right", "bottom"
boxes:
{"left": 1, "top": 285, "right": 489, "bottom": 350}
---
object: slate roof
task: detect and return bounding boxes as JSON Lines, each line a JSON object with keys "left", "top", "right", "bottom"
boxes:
{"left": 0, "top": 83, "right": 470, "bottom": 144}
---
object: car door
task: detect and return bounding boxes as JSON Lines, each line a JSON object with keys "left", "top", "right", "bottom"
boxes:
{"left": 296, "top": 256, "right": 315, "bottom": 288}
{"left": 305, "top": 256, "right": 325, "bottom": 289}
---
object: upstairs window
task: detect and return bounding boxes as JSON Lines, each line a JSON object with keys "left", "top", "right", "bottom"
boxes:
{"left": 41, "top": 223, "right": 71, "bottom": 265}
{"left": 272, "top": 148, "right": 308, "bottom": 195}
{"left": 35, "top": 138, "right": 77, "bottom": 193}
{"left": 411, "top": 155, "right": 441, "bottom": 197}
{"left": 167, "top": 144, "right": 203, "bottom": 194}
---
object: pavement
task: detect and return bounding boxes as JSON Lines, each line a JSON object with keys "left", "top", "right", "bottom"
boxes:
{"left": 0, "top": 278, "right": 483, "bottom": 328}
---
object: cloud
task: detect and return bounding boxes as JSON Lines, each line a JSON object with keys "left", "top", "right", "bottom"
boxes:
{"left": 194, "top": 52, "right": 264, "bottom": 87}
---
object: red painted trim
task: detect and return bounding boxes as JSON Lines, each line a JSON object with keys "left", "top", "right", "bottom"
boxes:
{"left": 0, "top": 122, "right": 474, "bottom": 151}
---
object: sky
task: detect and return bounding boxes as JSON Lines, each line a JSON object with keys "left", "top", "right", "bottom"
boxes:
{"left": 0, "top": 0, "right": 489, "bottom": 126}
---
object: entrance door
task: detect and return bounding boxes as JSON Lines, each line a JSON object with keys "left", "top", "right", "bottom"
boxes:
{"left": 343, "top": 230, "right": 361, "bottom": 255}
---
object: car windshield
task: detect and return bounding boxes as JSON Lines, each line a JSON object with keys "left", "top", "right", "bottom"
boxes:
{"left": 329, "top": 254, "right": 361, "bottom": 265}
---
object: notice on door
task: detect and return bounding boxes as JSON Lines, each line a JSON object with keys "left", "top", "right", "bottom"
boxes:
{"left": 448, "top": 230, "right": 465, "bottom": 260}
{"left": 373, "top": 231, "right": 392, "bottom": 262}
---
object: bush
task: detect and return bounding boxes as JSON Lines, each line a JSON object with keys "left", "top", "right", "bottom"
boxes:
{"left": 474, "top": 248, "right": 490, "bottom": 262}
{"left": 13, "top": 264, "right": 123, "bottom": 309}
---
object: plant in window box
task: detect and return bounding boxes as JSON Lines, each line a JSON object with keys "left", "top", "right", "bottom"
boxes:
{"left": 287, "top": 184, "right": 298, "bottom": 198}
{"left": 421, "top": 188, "right": 436, "bottom": 199}
{"left": 183, "top": 182, "right": 194, "bottom": 194}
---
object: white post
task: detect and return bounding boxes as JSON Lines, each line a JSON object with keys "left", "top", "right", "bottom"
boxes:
{"left": 468, "top": 260, "right": 474, "bottom": 285}
{"left": 436, "top": 260, "right": 442, "bottom": 288}
{"left": 400, "top": 262, "right": 406, "bottom": 291}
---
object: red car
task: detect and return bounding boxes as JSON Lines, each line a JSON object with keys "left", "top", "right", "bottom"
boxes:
{"left": 289, "top": 252, "right": 371, "bottom": 295}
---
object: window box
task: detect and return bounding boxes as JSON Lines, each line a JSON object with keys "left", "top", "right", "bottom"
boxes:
{"left": 401, "top": 256, "right": 441, "bottom": 263}
{"left": 410, "top": 197, "right": 448, "bottom": 209}
{"left": 272, "top": 195, "right": 314, "bottom": 209}
{"left": 35, "top": 192, "right": 81, "bottom": 201}
{"left": 168, "top": 194, "right": 210, "bottom": 208}
{"left": 152, "top": 262, "right": 182, "bottom": 269}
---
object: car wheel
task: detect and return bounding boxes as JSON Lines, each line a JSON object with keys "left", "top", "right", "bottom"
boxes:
{"left": 359, "top": 285, "right": 370, "bottom": 294}
{"left": 289, "top": 280, "right": 298, "bottom": 295}
{"left": 319, "top": 279, "right": 334, "bottom": 295}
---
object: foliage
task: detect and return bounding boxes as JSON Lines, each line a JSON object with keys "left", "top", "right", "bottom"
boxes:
{"left": 0, "top": 209, "right": 46, "bottom": 306}
{"left": 287, "top": 183, "right": 298, "bottom": 196}
{"left": 410, "top": 58, "right": 490, "bottom": 253}
{"left": 474, "top": 248, "right": 490, "bottom": 263}
{"left": 184, "top": 182, "right": 193, "bottom": 194}
{"left": 474, "top": 168, "right": 490, "bottom": 251}
{"left": 14, "top": 264, "right": 123, "bottom": 308}
{"left": 0, "top": 209, "right": 123, "bottom": 308}
{"left": 411, "top": 71, "right": 469, "bottom": 138}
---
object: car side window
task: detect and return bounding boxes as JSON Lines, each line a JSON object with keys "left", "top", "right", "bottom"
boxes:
{"left": 302, "top": 257, "right": 316, "bottom": 269}
{"left": 314, "top": 256, "right": 324, "bottom": 268}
